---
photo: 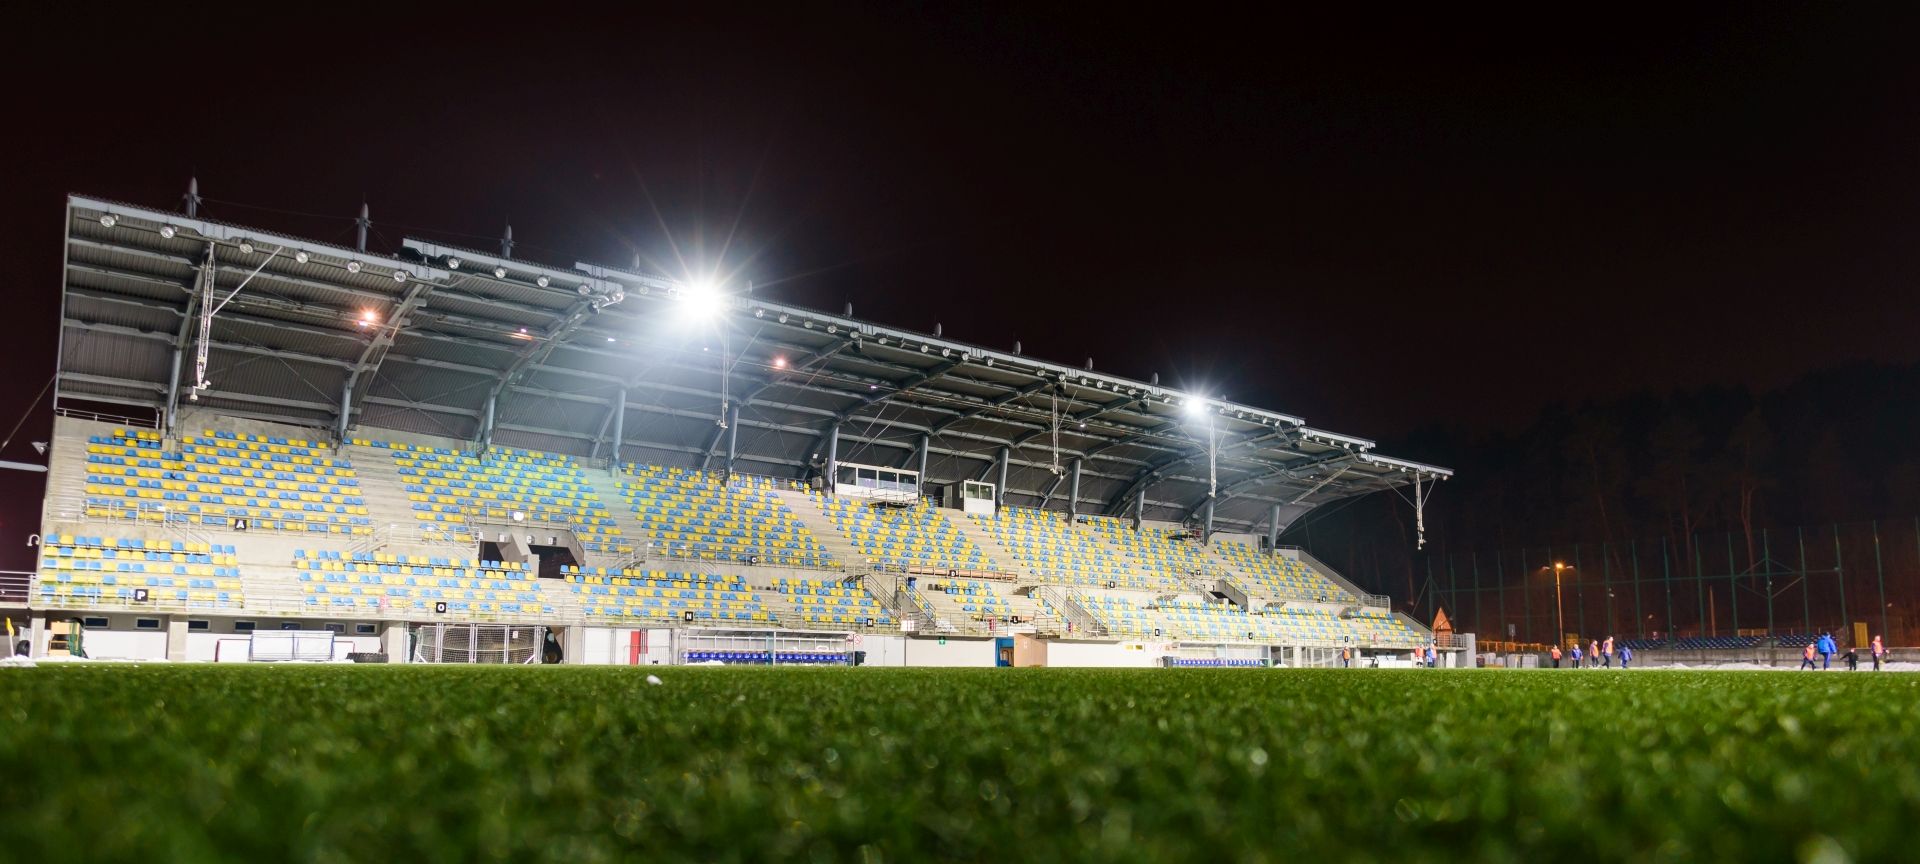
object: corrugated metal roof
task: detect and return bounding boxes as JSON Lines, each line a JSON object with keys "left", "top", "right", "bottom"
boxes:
{"left": 57, "top": 195, "right": 1449, "bottom": 531}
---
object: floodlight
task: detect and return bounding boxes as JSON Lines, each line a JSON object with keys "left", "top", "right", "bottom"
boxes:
{"left": 773, "top": 356, "right": 788, "bottom": 369}
{"left": 99, "top": 214, "right": 117, "bottom": 228}
{"left": 238, "top": 241, "right": 254, "bottom": 255}
{"left": 493, "top": 266, "right": 507, "bottom": 279}
{"left": 158, "top": 225, "right": 176, "bottom": 239}
{"left": 360, "top": 310, "right": 378, "bottom": 325}
{"left": 607, "top": 336, "right": 616, "bottom": 342}
{"left": 1184, "top": 396, "right": 1210, "bottom": 420}
{"left": 294, "top": 250, "right": 309, "bottom": 264}
{"left": 392, "top": 270, "right": 407, "bottom": 283}
{"left": 679, "top": 280, "right": 724, "bottom": 319}
{"left": 536, "top": 276, "right": 550, "bottom": 288}
{"left": 345, "top": 261, "right": 362, "bottom": 274}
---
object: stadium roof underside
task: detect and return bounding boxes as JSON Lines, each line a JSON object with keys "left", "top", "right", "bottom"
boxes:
{"left": 53, "top": 196, "right": 1451, "bottom": 535}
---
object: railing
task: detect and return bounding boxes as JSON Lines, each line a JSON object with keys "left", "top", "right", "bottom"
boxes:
{"left": 1275, "top": 546, "right": 1389, "bottom": 609}
{"left": 44, "top": 495, "right": 377, "bottom": 542}
{"left": 54, "top": 406, "right": 160, "bottom": 429}
{"left": 885, "top": 579, "right": 947, "bottom": 634}
{"left": 0, "top": 571, "right": 32, "bottom": 606}
{"left": 1031, "top": 585, "right": 1106, "bottom": 638}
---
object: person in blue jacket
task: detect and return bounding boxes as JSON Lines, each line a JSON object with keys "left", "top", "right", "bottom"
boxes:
{"left": 1619, "top": 643, "right": 1633, "bottom": 669}
{"left": 1818, "top": 633, "right": 1837, "bottom": 670}
{"left": 1570, "top": 644, "right": 1582, "bottom": 668}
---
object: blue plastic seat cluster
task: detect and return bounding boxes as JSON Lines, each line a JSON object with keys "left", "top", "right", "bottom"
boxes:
{"left": 686, "top": 650, "right": 773, "bottom": 664}
{"left": 1167, "top": 657, "right": 1265, "bottom": 668}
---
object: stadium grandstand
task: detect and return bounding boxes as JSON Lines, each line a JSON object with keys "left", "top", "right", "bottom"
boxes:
{"left": 15, "top": 192, "right": 1454, "bottom": 666}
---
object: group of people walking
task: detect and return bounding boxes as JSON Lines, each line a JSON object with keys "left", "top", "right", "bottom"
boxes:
{"left": 1541, "top": 632, "right": 1892, "bottom": 670}
{"left": 1548, "top": 636, "right": 1632, "bottom": 669}
{"left": 1799, "top": 633, "right": 1889, "bottom": 671}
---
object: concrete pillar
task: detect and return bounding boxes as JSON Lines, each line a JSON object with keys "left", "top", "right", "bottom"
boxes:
{"left": 563, "top": 625, "right": 588, "bottom": 665}
{"left": 382, "top": 623, "right": 410, "bottom": 663}
{"left": 1067, "top": 458, "right": 1082, "bottom": 519}
{"left": 28, "top": 613, "right": 46, "bottom": 657}
{"left": 165, "top": 615, "right": 189, "bottom": 662}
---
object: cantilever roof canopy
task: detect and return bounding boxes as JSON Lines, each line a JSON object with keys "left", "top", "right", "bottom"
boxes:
{"left": 54, "top": 195, "right": 1450, "bottom": 535}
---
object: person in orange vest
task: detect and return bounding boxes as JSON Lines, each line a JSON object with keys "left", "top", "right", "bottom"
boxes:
{"left": 1550, "top": 644, "right": 1562, "bottom": 668}
{"left": 1589, "top": 639, "right": 1601, "bottom": 668}
{"left": 1800, "top": 641, "right": 1818, "bottom": 671}
{"left": 1872, "top": 634, "right": 1887, "bottom": 671}
{"left": 1602, "top": 636, "right": 1615, "bottom": 668}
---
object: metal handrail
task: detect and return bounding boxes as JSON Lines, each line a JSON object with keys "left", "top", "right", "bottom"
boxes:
{"left": 54, "top": 407, "right": 159, "bottom": 429}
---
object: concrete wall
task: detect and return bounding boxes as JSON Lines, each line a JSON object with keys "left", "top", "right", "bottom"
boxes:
{"left": 82, "top": 629, "right": 168, "bottom": 660}
{"left": 1041, "top": 640, "right": 1163, "bottom": 668}
{"left": 899, "top": 636, "right": 996, "bottom": 667}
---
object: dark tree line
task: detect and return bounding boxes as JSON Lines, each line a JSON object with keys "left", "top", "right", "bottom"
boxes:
{"left": 1296, "top": 361, "right": 1920, "bottom": 611}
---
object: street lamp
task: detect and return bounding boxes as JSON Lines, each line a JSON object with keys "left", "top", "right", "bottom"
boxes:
{"left": 1552, "top": 562, "right": 1573, "bottom": 646}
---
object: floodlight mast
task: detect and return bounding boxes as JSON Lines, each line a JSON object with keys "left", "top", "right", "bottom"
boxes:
{"left": 190, "top": 241, "right": 283, "bottom": 404}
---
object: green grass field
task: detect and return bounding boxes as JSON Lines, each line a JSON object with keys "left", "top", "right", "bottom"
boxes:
{"left": 2, "top": 666, "right": 1916, "bottom": 863}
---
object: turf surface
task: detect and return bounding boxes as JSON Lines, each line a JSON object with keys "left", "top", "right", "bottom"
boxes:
{"left": 1, "top": 666, "right": 1916, "bottom": 863}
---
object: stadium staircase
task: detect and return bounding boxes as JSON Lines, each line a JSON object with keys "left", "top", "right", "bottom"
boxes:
{"left": 769, "top": 489, "right": 866, "bottom": 567}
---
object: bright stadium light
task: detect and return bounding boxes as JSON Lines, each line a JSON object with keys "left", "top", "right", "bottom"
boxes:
{"left": 1184, "top": 396, "right": 1210, "bottom": 420}
{"left": 536, "top": 275, "right": 551, "bottom": 288}
{"left": 345, "top": 261, "right": 362, "bottom": 274}
{"left": 681, "top": 280, "right": 723, "bottom": 319}
{"left": 294, "top": 250, "right": 309, "bottom": 264}
{"left": 773, "top": 356, "right": 788, "bottom": 369}
{"left": 493, "top": 266, "right": 508, "bottom": 279}
{"left": 99, "top": 214, "right": 117, "bottom": 228}
{"left": 158, "top": 225, "right": 176, "bottom": 239}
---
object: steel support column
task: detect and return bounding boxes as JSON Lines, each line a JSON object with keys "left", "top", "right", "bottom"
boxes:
{"left": 480, "top": 394, "right": 497, "bottom": 451}
{"left": 824, "top": 424, "right": 840, "bottom": 491}
{"left": 335, "top": 382, "right": 353, "bottom": 441}
{"left": 914, "top": 434, "right": 929, "bottom": 490}
{"left": 609, "top": 388, "right": 626, "bottom": 470}
{"left": 995, "top": 446, "right": 1010, "bottom": 507}
{"left": 724, "top": 403, "right": 740, "bottom": 481}
{"left": 1067, "top": 458, "right": 1082, "bottom": 519}
{"left": 1267, "top": 503, "right": 1281, "bottom": 551}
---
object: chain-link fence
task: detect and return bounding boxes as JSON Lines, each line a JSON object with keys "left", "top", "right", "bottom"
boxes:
{"left": 1415, "top": 518, "right": 1920, "bottom": 647}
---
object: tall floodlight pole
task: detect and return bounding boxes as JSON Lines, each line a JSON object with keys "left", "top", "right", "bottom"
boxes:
{"left": 1553, "top": 562, "right": 1571, "bottom": 645}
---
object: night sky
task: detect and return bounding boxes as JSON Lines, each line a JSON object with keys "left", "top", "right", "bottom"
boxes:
{"left": 6, "top": 5, "right": 1920, "bottom": 566}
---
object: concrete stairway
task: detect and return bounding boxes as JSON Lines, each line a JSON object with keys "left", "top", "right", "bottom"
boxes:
{"left": 946, "top": 509, "right": 1026, "bottom": 577}
{"left": 338, "top": 442, "right": 436, "bottom": 535}
{"left": 769, "top": 489, "right": 863, "bottom": 569}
